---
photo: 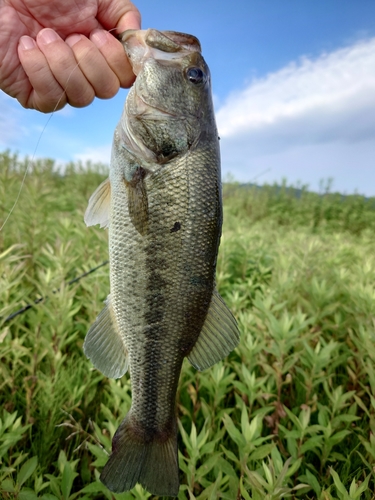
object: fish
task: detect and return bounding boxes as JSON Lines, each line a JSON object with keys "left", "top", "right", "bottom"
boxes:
{"left": 83, "top": 28, "right": 240, "bottom": 497}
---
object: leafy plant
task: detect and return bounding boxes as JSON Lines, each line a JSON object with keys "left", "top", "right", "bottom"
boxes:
{"left": 1, "top": 151, "right": 375, "bottom": 498}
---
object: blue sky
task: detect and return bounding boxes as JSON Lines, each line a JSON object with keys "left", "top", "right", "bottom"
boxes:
{"left": 1, "top": 0, "right": 375, "bottom": 195}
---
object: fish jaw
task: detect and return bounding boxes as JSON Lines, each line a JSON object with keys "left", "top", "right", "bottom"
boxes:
{"left": 120, "top": 29, "right": 202, "bottom": 75}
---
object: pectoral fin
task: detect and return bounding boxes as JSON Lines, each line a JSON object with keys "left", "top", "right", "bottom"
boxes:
{"left": 125, "top": 167, "right": 148, "bottom": 236}
{"left": 84, "top": 178, "right": 111, "bottom": 228}
{"left": 83, "top": 296, "right": 128, "bottom": 379}
{"left": 188, "top": 290, "right": 240, "bottom": 371}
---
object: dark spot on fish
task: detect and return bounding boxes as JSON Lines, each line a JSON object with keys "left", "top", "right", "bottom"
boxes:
{"left": 218, "top": 136, "right": 220, "bottom": 140}
{"left": 182, "top": 263, "right": 192, "bottom": 277}
{"left": 170, "top": 222, "right": 181, "bottom": 233}
{"left": 149, "top": 256, "right": 168, "bottom": 270}
{"left": 190, "top": 275, "right": 209, "bottom": 287}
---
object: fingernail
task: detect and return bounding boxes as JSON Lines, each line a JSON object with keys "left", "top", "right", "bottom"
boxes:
{"left": 91, "top": 29, "right": 108, "bottom": 48}
{"left": 66, "top": 34, "right": 83, "bottom": 48}
{"left": 19, "top": 36, "right": 36, "bottom": 50}
{"left": 38, "top": 28, "right": 59, "bottom": 45}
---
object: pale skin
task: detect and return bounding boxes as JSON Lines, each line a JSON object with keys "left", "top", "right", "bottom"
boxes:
{"left": 0, "top": 0, "right": 141, "bottom": 112}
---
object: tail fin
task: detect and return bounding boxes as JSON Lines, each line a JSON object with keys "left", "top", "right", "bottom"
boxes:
{"left": 100, "top": 415, "right": 179, "bottom": 497}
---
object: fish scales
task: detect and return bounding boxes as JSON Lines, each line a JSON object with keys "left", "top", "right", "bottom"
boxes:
{"left": 113, "top": 142, "right": 221, "bottom": 423}
{"left": 83, "top": 28, "right": 240, "bottom": 497}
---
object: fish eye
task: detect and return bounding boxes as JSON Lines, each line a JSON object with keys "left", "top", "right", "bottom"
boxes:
{"left": 186, "top": 67, "right": 205, "bottom": 84}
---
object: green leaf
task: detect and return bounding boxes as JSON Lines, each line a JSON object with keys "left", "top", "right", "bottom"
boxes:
{"left": 222, "top": 414, "right": 246, "bottom": 448}
{"left": 196, "top": 453, "right": 221, "bottom": 480}
{"left": 79, "top": 480, "right": 113, "bottom": 496}
{"left": 214, "top": 457, "right": 238, "bottom": 479}
{"left": 249, "top": 443, "right": 275, "bottom": 461}
{"left": 354, "top": 474, "right": 371, "bottom": 497}
{"left": 220, "top": 445, "right": 240, "bottom": 465}
{"left": 61, "top": 461, "right": 78, "bottom": 500}
{"left": 300, "top": 435, "right": 324, "bottom": 454}
{"left": 19, "top": 489, "right": 38, "bottom": 500}
{"left": 300, "top": 470, "right": 321, "bottom": 496}
{"left": 283, "top": 406, "right": 303, "bottom": 432}
{"left": 262, "top": 462, "right": 273, "bottom": 487}
{"left": 18, "top": 456, "right": 38, "bottom": 487}
{"left": 330, "top": 468, "right": 350, "bottom": 498}
{"left": 86, "top": 442, "right": 109, "bottom": 468}
{"left": 1, "top": 477, "right": 15, "bottom": 492}
{"left": 240, "top": 476, "right": 252, "bottom": 500}
{"left": 328, "top": 430, "right": 351, "bottom": 446}
{"left": 285, "top": 458, "right": 302, "bottom": 478}
{"left": 44, "top": 475, "right": 61, "bottom": 498}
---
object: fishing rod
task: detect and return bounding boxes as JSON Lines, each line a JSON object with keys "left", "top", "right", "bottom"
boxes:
{"left": 2, "top": 260, "right": 109, "bottom": 324}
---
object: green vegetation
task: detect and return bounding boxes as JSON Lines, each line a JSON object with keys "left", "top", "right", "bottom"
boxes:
{"left": 1, "top": 149, "right": 375, "bottom": 499}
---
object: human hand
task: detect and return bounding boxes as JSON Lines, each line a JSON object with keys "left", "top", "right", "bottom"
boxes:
{"left": 0, "top": 0, "right": 141, "bottom": 112}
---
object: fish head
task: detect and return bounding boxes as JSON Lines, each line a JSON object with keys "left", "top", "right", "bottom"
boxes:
{"left": 118, "top": 29, "right": 217, "bottom": 163}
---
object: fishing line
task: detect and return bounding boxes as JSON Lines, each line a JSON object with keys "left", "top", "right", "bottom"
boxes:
{"left": 0, "top": 112, "right": 56, "bottom": 233}
{"left": 2, "top": 260, "right": 109, "bottom": 324}
{"left": 2, "top": 28, "right": 125, "bottom": 324}
{"left": 0, "top": 27, "right": 119, "bottom": 233}
{"left": 249, "top": 168, "right": 271, "bottom": 184}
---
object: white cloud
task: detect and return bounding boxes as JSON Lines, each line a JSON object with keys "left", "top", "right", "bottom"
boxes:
{"left": 216, "top": 38, "right": 375, "bottom": 195}
{"left": 74, "top": 144, "right": 111, "bottom": 165}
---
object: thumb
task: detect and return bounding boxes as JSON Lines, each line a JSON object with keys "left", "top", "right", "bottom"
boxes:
{"left": 116, "top": 8, "right": 141, "bottom": 32}
{"left": 97, "top": 1, "right": 141, "bottom": 33}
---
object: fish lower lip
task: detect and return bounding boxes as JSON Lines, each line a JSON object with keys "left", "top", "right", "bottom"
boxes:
{"left": 118, "top": 29, "right": 138, "bottom": 44}
{"left": 136, "top": 94, "right": 177, "bottom": 118}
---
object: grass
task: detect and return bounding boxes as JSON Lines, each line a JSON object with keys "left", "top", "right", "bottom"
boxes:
{"left": 1, "top": 149, "right": 375, "bottom": 499}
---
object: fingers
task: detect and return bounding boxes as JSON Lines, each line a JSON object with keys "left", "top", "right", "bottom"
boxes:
{"left": 89, "top": 29, "right": 135, "bottom": 88}
{"left": 18, "top": 27, "right": 133, "bottom": 112}
{"left": 65, "top": 31, "right": 122, "bottom": 99}
{"left": 18, "top": 28, "right": 95, "bottom": 112}
{"left": 36, "top": 29, "right": 96, "bottom": 109}
{"left": 18, "top": 34, "right": 68, "bottom": 112}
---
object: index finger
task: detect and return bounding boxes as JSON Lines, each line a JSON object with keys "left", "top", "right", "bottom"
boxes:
{"left": 90, "top": 29, "right": 135, "bottom": 88}
{"left": 95, "top": 1, "right": 141, "bottom": 88}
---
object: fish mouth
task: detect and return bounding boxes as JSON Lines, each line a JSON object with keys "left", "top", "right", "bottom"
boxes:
{"left": 119, "top": 28, "right": 201, "bottom": 55}
{"left": 118, "top": 29, "right": 202, "bottom": 76}
{"left": 120, "top": 29, "right": 202, "bottom": 119}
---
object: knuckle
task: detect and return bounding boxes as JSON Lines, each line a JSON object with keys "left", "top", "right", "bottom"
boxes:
{"left": 35, "top": 93, "right": 67, "bottom": 113}
{"left": 68, "top": 87, "right": 95, "bottom": 108}
{"left": 96, "top": 78, "right": 119, "bottom": 99}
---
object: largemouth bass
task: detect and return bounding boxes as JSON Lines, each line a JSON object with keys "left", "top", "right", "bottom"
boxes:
{"left": 83, "top": 28, "right": 240, "bottom": 497}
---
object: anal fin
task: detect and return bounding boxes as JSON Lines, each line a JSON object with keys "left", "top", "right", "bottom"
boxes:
{"left": 83, "top": 296, "right": 128, "bottom": 379}
{"left": 188, "top": 289, "right": 240, "bottom": 371}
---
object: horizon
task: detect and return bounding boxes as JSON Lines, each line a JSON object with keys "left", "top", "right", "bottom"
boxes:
{"left": 1, "top": 0, "right": 375, "bottom": 195}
